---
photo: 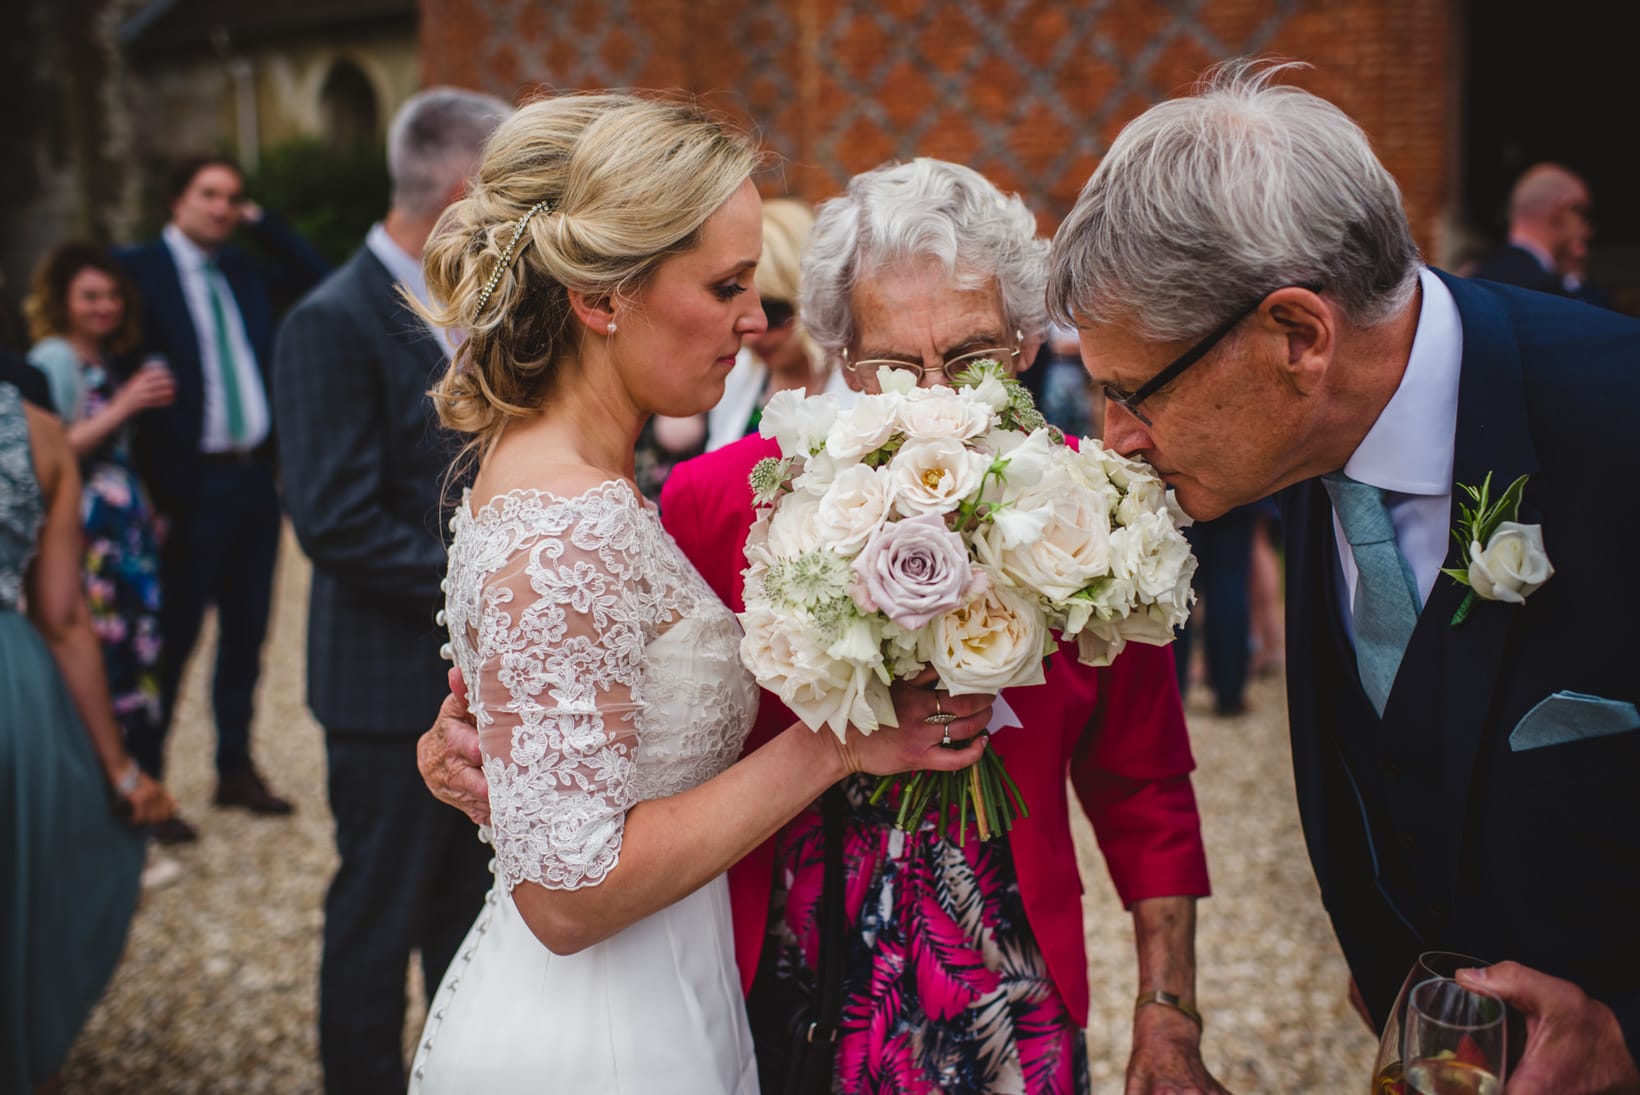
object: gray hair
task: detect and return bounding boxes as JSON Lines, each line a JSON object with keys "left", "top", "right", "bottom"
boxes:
{"left": 388, "top": 87, "right": 513, "bottom": 217}
{"left": 800, "top": 158, "right": 1048, "bottom": 359}
{"left": 1047, "top": 60, "right": 1420, "bottom": 342}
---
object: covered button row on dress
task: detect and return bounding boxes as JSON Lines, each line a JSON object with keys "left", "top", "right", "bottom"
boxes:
{"left": 414, "top": 884, "right": 501, "bottom": 1079}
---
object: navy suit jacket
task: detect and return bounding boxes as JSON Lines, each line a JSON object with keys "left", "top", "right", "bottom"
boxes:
{"left": 115, "top": 216, "right": 328, "bottom": 517}
{"left": 1281, "top": 270, "right": 1640, "bottom": 1063}
{"left": 272, "top": 247, "right": 460, "bottom": 738}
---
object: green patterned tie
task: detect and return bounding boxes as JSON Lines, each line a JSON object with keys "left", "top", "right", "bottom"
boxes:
{"left": 203, "top": 257, "right": 246, "bottom": 446}
{"left": 1323, "top": 473, "right": 1423, "bottom": 716}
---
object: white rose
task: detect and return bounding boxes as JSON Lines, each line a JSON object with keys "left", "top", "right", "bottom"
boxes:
{"left": 973, "top": 474, "right": 1113, "bottom": 602}
{"left": 760, "top": 389, "right": 837, "bottom": 457}
{"left": 920, "top": 581, "right": 1048, "bottom": 695}
{"left": 766, "top": 489, "right": 827, "bottom": 558}
{"left": 1468, "top": 522, "right": 1553, "bottom": 604}
{"left": 1114, "top": 474, "right": 1168, "bottom": 528}
{"left": 815, "top": 463, "right": 893, "bottom": 553}
{"left": 739, "top": 605, "right": 896, "bottom": 737}
{"left": 888, "top": 437, "right": 991, "bottom": 517}
{"left": 826, "top": 392, "right": 903, "bottom": 461}
{"left": 899, "top": 389, "right": 993, "bottom": 442}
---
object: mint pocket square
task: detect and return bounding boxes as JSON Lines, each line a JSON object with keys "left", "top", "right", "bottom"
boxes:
{"left": 1509, "top": 691, "right": 1640, "bottom": 752}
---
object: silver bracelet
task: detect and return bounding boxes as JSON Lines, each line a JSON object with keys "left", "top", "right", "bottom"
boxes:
{"left": 115, "top": 761, "right": 142, "bottom": 797}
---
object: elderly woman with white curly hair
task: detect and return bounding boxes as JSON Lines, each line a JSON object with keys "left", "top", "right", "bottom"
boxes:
{"left": 418, "top": 156, "right": 1223, "bottom": 1095}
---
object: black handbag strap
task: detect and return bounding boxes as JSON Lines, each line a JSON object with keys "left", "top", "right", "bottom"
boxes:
{"left": 812, "top": 783, "right": 847, "bottom": 1043}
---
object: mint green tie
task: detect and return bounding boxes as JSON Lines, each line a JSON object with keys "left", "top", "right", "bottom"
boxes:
{"left": 1323, "top": 474, "right": 1423, "bottom": 716}
{"left": 203, "top": 258, "right": 246, "bottom": 446}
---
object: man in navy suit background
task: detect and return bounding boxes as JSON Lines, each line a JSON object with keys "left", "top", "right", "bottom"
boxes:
{"left": 117, "top": 157, "right": 329, "bottom": 842}
{"left": 1470, "top": 162, "right": 1612, "bottom": 307}
{"left": 273, "top": 87, "right": 508, "bottom": 1094}
{"left": 1049, "top": 62, "right": 1639, "bottom": 1093}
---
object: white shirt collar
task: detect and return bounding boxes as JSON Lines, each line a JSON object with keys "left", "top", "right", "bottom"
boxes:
{"left": 366, "top": 222, "right": 428, "bottom": 302}
{"left": 162, "top": 222, "right": 214, "bottom": 272}
{"left": 1341, "top": 267, "right": 1462, "bottom": 497}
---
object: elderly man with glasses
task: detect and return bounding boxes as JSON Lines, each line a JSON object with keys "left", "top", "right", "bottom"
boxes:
{"left": 418, "top": 157, "right": 1222, "bottom": 1094}
{"left": 1051, "top": 61, "right": 1640, "bottom": 1094}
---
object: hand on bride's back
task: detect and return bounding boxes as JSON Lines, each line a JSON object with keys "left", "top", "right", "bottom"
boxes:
{"left": 844, "top": 669, "right": 992, "bottom": 776}
{"left": 418, "top": 667, "right": 490, "bottom": 826}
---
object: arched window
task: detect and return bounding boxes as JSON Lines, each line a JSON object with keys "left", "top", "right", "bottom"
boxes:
{"left": 320, "top": 60, "right": 378, "bottom": 151}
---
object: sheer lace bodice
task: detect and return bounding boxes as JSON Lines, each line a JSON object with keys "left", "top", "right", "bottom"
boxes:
{"left": 0, "top": 384, "right": 43, "bottom": 613}
{"left": 444, "top": 480, "right": 759, "bottom": 893}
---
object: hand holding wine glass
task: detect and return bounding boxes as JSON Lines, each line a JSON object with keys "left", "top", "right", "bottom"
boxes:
{"left": 1402, "top": 977, "right": 1507, "bottom": 1095}
{"left": 1373, "top": 951, "right": 1490, "bottom": 1095}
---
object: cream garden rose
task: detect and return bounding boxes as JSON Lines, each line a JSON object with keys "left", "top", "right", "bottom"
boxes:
{"left": 815, "top": 463, "right": 893, "bottom": 553}
{"left": 739, "top": 605, "right": 893, "bottom": 738}
{"left": 921, "top": 580, "right": 1048, "bottom": 694}
{"left": 888, "top": 437, "right": 991, "bottom": 517}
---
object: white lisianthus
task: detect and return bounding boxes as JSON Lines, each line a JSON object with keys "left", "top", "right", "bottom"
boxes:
{"left": 874, "top": 366, "right": 919, "bottom": 396}
{"left": 1467, "top": 522, "right": 1553, "bottom": 604}
{"left": 761, "top": 389, "right": 837, "bottom": 457}
{"left": 921, "top": 581, "right": 1048, "bottom": 694}
{"left": 888, "top": 437, "right": 991, "bottom": 517}
{"left": 1113, "top": 509, "right": 1197, "bottom": 619}
{"left": 794, "top": 450, "right": 844, "bottom": 496}
{"left": 826, "top": 392, "right": 903, "bottom": 461}
{"left": 1114, "top": 473, "right": 1168, "bottom": 527}
{"left": 964, "top": 373, "right": 1011, "bottom": 413}
{"left": 739, "top": 605, "right": 895, "bottom": 737}
{"left": 814, "top": 463, "right": 893, "bottom": 553}
{"left": 899, "top": 389, "right": 993, "bottom": 442}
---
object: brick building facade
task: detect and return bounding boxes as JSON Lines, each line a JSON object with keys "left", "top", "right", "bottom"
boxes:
{"left": 419, "top": 0, "right": 1457, "bottom": 259}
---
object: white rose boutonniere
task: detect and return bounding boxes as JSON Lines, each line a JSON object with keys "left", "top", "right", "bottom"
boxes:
{"left": 1441, "top": 472, "right": 1554, "bottom": 625}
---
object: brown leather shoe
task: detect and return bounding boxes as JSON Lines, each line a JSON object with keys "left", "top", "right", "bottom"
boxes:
{"left": 213, "top": 767, "right": 294, "bottom": 815}
{"left": 150, "top": 814, "right": 200, "bottom": 844}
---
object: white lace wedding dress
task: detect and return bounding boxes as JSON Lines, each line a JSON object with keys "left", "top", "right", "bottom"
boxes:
{"left": 409, "top": 482, "right": 761, "bottom": 1094}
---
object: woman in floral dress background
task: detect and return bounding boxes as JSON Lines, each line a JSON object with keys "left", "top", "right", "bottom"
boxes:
{"left": 26, "top": 242, "right": 175, "bottom": 751}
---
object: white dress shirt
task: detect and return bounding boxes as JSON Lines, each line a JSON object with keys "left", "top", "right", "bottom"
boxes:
{"left": 1332, "top": 267, "right": 1463, "bottom": 635}
{"left": 163, "top": 223, "right": 271, "bottom": 452}
{"left": 366, "top": 222, "right": 456, "bottom": 360}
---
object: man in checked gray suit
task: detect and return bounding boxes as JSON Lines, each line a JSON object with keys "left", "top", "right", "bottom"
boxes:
{"left": 273, "top": 87, "right": 510, "bottom": 1094}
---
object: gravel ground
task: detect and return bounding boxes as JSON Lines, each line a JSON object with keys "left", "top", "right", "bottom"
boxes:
{"left": 61, "top": 525, "right": 1375, "bottom": 1093}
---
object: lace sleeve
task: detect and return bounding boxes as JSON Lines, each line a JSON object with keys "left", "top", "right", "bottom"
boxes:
{"left": 466, "top": 510, "right": 653, "bottom": 893}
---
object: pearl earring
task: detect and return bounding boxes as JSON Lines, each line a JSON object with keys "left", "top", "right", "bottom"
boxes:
{"left": 606, "top": 321, "right": 618, "bottom": 334}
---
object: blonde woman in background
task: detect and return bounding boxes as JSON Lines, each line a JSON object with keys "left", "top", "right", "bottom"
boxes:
{"left": 405, "top": 92, "right": 991, "bottom": 1093}
{"left": 704, "top": 196, "right": 843, "bottom": 450}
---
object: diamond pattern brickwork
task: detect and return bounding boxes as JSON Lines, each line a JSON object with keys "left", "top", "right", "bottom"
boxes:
{"left": 421, "top": 0, "right": 1452, "bottom": 247}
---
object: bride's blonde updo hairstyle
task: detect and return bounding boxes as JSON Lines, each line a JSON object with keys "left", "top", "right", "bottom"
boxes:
{"left": 420, "top": 91, "right": 761, "bottom": 448}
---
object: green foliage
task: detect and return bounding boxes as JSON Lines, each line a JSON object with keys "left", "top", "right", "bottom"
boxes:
{"left": 245, "top": 136, "right": 387, "bottom": 266}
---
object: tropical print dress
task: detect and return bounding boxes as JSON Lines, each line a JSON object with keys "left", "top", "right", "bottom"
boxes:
{"left": 76, "top": 359, "right": 165, "bottom": 740}
{"left": 763, "top": 775, "right": 1090, "bottom": 1095}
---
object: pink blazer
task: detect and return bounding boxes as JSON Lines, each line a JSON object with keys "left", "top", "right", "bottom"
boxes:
{"left": 659, "top": 434, "right": 1210, "bottom": 1025}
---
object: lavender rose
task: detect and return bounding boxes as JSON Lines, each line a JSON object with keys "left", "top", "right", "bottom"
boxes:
{"left": 850, "top": 513, "right": 983, "bottom": 630}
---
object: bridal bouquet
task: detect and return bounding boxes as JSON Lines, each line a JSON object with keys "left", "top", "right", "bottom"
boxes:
{"left": 738, "top": 363, "right": 1196, "bottom": 840}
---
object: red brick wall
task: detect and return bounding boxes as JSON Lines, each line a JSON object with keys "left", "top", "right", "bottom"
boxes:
{"left": 420, "top": 0, "right": 1454, "bottom": 253}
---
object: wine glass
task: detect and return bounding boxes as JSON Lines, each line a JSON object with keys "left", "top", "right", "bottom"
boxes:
{"left": 1372, "top": 951, "right": 1489, "bottom": 1094}
{"left": 1401, "top": 977, "right": 1507, "bottom": 1094}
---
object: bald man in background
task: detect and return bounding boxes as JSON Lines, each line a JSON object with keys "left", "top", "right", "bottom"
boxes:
{"left": 1471, "top": 163, "right": 1611, "bottom": 306}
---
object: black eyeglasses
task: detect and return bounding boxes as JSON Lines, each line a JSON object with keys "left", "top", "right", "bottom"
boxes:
{"left": 1103, "top": 282, "right": 1322, "bottom": 427}
{"left": 762, "top": 299, "right": 795, "bottom": 328}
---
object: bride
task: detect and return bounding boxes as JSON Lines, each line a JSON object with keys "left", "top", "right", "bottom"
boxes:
{"left": 406, "top": 93, "right": 993, "bottom": 1093}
